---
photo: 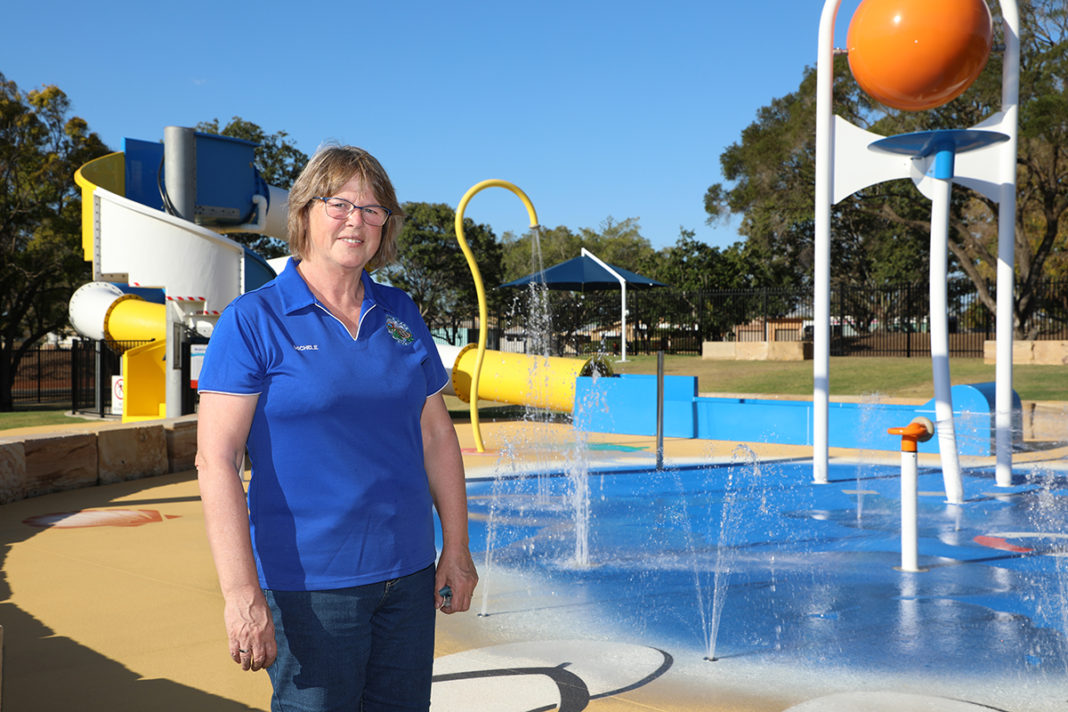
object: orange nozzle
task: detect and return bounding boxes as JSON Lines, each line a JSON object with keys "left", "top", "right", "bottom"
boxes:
{"left": 888, "top": 417, "right": 935, "bottom": 452}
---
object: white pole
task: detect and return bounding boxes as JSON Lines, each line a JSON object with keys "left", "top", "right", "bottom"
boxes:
{"left": 900, "top": 448, "right": 920, "bottom": 572}
{"left": 928, "top": 149, "right": 964, "bottom": 504}
{"left": 165, "top": 300, "right": 184, "bottom": 418}
{"left": 890, "top": 417, "right": 932, "bottom": 572}
{"left": 995, "top": 1, "right": 1021, "bottom": 487}
{"left": 581, "top": 248, "right": 629, "bottom": 362}
{"left": 812, "top": 0, "right": 841, "bottom": 485}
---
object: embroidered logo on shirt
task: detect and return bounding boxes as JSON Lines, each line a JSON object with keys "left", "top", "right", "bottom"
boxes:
{"left": 294, "top": 344, "right": 319, "bottom": 351}
{"left": 385, "top": 316, "right": 414, "bottom": 345}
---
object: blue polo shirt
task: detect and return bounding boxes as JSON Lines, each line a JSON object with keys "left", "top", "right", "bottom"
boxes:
{"left": 198, "top": 258, "right": 449, "bottom": 591}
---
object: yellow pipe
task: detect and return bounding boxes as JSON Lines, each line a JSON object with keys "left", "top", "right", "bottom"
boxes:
{"left": 105, "top": 296, "right": 167, "bottom": 345}
{"left": 454, "top": 180, "right": 539, "bottom": 452}
{"left": 451, "top": 345, "right": 610, "bottom": 413}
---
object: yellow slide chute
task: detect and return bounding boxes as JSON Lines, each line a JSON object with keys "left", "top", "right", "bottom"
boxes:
{"left": 73, "top": 152, "right": 170, "bottom": 421}
{"left": 68, "top": 281, "right": 169, "bottom": 422}
{"left": 74, "top": 152, "right": 125, "bottom": 262}
{"left": 447, "top": 344, "right": 610, "bottom": 415}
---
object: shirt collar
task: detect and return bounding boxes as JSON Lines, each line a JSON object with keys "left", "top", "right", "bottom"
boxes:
{"left": 276, "top": 257, "right": 380, "bottom": 315}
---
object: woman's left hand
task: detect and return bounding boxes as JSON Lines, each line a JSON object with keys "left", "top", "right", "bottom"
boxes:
{"left": 422, "top": 393, "right": 479, "bottom": 614}
{"left": 435, "top": 545, "right": 478, "bottom": 613}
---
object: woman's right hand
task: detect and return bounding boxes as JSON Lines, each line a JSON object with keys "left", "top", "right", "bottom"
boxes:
{"left": 225, "top": 587, "right": 277, "bottom": 671}
{"left": 197, "top": 393, "right": 274, "bottom": 672}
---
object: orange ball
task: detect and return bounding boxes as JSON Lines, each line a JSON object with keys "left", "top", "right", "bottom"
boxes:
{"left": 847, "top": 0, "right": 993, "bottom": 111}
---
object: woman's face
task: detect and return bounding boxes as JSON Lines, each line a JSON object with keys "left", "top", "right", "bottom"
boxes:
{"left": 304, "top": 174, "right": 383, "bottom": 273}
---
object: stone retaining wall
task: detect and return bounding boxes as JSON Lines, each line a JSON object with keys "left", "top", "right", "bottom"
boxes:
{"left": 984, "top": 340, "right": 1068, "bottom": 366}
{"left": 0, "top": 415, "right": 197, "bottom": 505}
{"left": 702, "top": 341, "right": 813, "bottom": 361}
{"left": 703, "top": 340, "right": 1068, "bottom": 364}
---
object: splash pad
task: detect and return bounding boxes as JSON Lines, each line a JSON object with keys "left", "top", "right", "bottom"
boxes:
{"left": 454, "top": 444, "right": 1068, "bottom": 711}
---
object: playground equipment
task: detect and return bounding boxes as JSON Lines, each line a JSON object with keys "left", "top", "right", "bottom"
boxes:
{"left": 814, "top": 0, "right": 1020, "bottom": 495}
{"left": 888, "top": 416, "right": 935, "bottom": 572}
{"left": 453, "top": 180, "right": 540, "bottom": 453}
{"left": 437, "top": 343, "right": 610, "bottom": 415}
{"left": 71, "top": 134, "right": 603, "bottom": 424}
{"left": 847, "top": 0, "right": 994, "bottom": 111}
{"left": 71, "top": 127, "right": 287, "bottom": 421}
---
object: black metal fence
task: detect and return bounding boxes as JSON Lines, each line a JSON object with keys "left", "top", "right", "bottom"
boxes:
{"left": 69, "top": 339, "right": 151, "bottom": 415}
{"left": 10, "top": 346, "right": 77, "bottom": 404}
{"left": 9, "top": 339, "right": 152, "bottom": 414}
{"left": 492, "top": 278, "right": 1068, "bottom": 358}
{"left": 9, "top": 280, "right": 1068, "bottom": 406}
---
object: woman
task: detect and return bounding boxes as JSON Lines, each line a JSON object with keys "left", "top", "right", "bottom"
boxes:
{"left": 196, "top": 145, "right": 477, "bottom": 711}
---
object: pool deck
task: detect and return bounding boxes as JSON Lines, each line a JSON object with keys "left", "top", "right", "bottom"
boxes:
{"left": 3, "top": 416, "right": 1068, "bottom": 711}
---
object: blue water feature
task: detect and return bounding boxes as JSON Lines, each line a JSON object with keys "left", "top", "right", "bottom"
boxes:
{"left": 572, "top": 375, "right": 1023, "bottom": 455}
{"left": 449, "top": 460, "right": 1068, "bottom": 683}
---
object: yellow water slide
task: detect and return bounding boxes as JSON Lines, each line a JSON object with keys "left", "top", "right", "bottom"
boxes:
{"left": 74, "top": 152, "right": 124, "bottom": 262}
{"left": 72, "top": 154, "right": 170, "bottom": 421}
{"left": 440, "top": 344, "right": 611, "bottom": 414}
{"left": 67, "top": 280, "right": 168, "bottom": 421}
{"left": 72, "top": 148, "right": 606, "bottom": 424}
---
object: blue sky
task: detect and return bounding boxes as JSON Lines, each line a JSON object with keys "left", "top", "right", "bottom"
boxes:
{"left": 3, "top": 0, "right": 862, "bottom": 251}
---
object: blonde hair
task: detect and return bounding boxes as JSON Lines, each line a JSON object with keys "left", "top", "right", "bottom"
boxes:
{"left": 286, "top": 145, "right": 404, "bottom": 269}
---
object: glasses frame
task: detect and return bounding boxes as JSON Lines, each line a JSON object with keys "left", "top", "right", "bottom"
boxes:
{"left": 313, "top": 196, "right": 392, "bottom": 226}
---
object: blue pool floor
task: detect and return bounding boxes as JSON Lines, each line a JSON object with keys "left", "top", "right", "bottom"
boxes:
{"left": 453, "top": 456, "right": 1068, "bottom": 709}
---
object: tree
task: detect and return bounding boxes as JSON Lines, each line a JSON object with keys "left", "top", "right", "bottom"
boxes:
{"left": 499, "top": 217, "right": 657, "bottom": 356}
{"left": 1006, "top": 0, "right": 1068, "bottom": 335}
{"left": 0, "top": 73, "right": 110, "bottom": 410}
{"left": 705, "top": 0, "right": 1068, "bottom": 338}
{"left": 705, "top": 57, "right": 931, "bottom": 293}
{"left": 635, "top": 229, "right": 761, "bottom": 341}
{"left": 577, "top": 216, "right": 656, "bottom": 268}
{"left": 501, "top": 224, "right": 581, "bottom": 283}
{"left": 382, "top": 202, "right": 504, "bottom": 345}
{"left": 500, "top": 217, "right": 655, "bottom": 282}
{"left": 195, "top": 117, "right": 308, "bottom": 258}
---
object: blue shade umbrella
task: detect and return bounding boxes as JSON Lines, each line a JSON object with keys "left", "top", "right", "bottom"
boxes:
{"left": 499, "top": 253, "right": 666, "bottom": 292}
{"left": 499, "top": 248, "right": 666, "bottom": 361}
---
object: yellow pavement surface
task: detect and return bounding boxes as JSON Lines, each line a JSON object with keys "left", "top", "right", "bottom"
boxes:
{"left": 2, "top": 417, "right": 1066, "bottom": 711}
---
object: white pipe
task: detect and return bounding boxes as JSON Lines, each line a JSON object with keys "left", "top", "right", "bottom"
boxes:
{"left": 928, "top": 160, "right": 964, "bottom": 504}
{"left": 995, "top": 1, "right": 1021, "bottom": 487}
{"left": 165, "top": 300, "right": 184, "bottom": 418}
{"left": 581, "top": 248, "right": 629, "bottom": 362}
{"left": 812, "top": 0, "right": 841, "bottom": 485}
{"left": 900, "top": 448, "right": 920, "bottom": 572}
{"left": 68, "top": 282, "right": 125, "bottom": 341}
{"left": 233, "top": 194, "right": 268, "bottom": 232}
{"left": 228, "top": 184, "right": 290, "bottom": 241}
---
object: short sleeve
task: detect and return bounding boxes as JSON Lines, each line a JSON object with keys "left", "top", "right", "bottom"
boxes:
{"left": 389, "top": 291, "right": 449, "bottom": 397}
{"left": 197, "top": 301, "right": 266, "bottom": 395}
{"left": 420, "top": 343, "right": 450, "bottom": 397}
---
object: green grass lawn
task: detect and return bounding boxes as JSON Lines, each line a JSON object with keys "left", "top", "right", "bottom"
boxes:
{"left": 0, "top": 403, "right": 90, "bottom": 431}
{"left": 610, "top": 355, "right": 1068, "bottom": 402}
{"left": 3, "top": 356, "right": 1066, "bottom": 432}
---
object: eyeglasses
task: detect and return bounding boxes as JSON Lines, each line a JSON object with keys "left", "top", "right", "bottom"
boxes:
{"left": 313, "top": 197, "right": 392, "bottom": 226}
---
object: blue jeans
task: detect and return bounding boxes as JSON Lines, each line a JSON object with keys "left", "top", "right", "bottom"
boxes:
{"left": 265, "top": 564, "right": 436, "bottom": 712}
